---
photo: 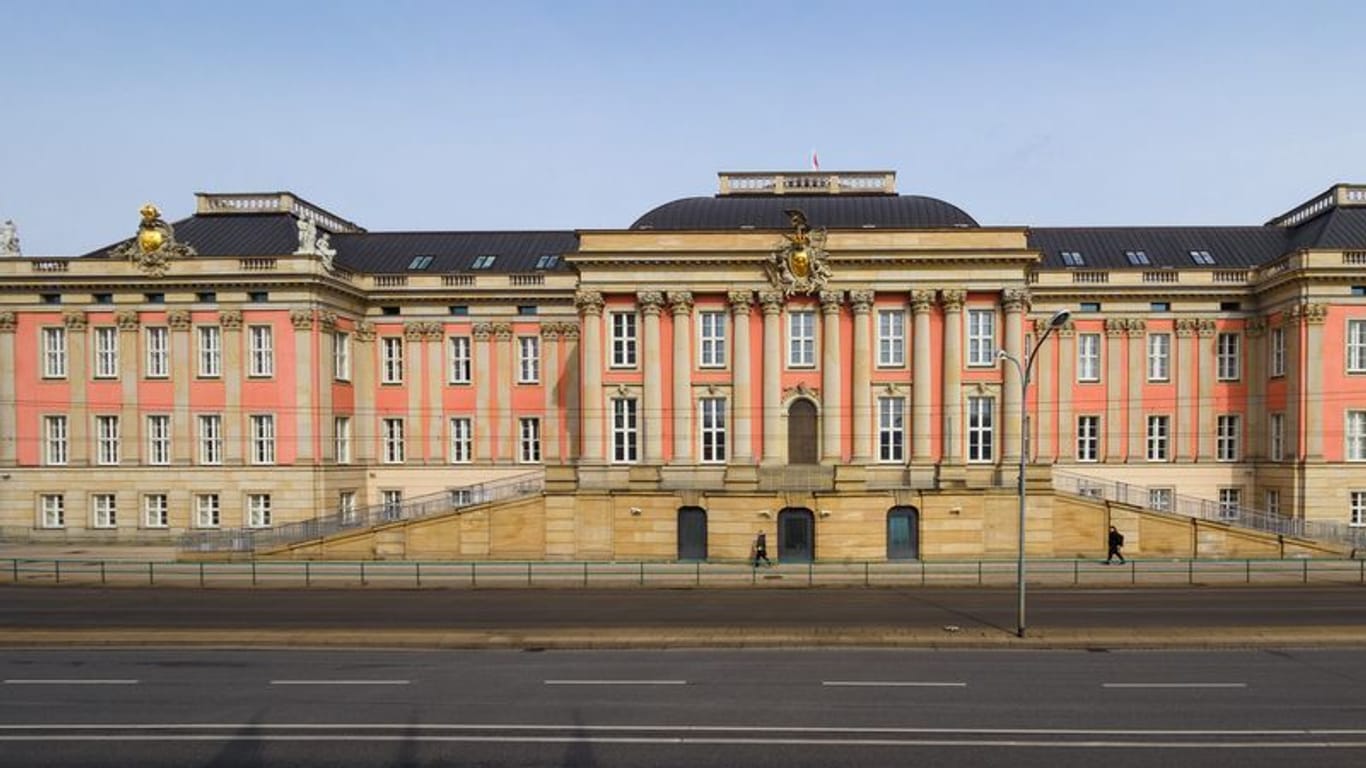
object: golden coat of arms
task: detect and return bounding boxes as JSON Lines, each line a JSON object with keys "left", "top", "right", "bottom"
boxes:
{"left": 766, "top": 209, "right": 831, "bottom": 296}
{"left": 108, "top": 203, "right": 196, "bottom": 277}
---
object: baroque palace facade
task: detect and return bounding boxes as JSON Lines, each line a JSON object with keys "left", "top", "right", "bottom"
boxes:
{"left": 1, "top": 171, "right": 1364, "bottom": 560}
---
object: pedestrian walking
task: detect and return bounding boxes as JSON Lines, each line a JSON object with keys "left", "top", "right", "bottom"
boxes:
{"left": 752, "top": 531, "right": 772, "bottom": 567}
{"left": 1105, "top": 525, "right": 1126, "bottom": 564}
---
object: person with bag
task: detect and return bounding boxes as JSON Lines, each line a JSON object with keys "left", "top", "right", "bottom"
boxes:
{"left": 752, "top": 531, "right": 772, "bottom": 568}
{"left": 1105, "top": 526, "right": 1126, "bottom": 564}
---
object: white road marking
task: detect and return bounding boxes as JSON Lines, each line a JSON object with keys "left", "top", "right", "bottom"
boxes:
{"left": 1103, "top": 683, "right": 1247, "bottom": 689}
{"left": 6, "top": 724, "right": 1362, "bottom": 736}
{"left": 2, "top": 680, "right": 139, "bottom": 685}
{"left": 544, "top": 679, "right": 686, "bottom": 686}
{"left": 822, "top": 681, "right": 966, "bottom": 688}
{"left": 268, "top": 680, "right": 409, "bottom": 686}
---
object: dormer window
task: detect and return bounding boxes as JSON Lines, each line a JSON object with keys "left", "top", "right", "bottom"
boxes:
{"left": 1189, "top": 250, "right": 1215, "bottom": 265}
{"left": 1060, "top": 250, "right": 1084, "bottom": 267}
{"left": 1125, "top": 250, "right": 1150, "bottom": 266}
{"left": 471, "top": 254, "right": 497, "bottom": 270}
{"left": 407, "top": 255, "right": 435, "bottom": 270}
{"left": 534, "top": 254, "right": 559, "bottom": 270}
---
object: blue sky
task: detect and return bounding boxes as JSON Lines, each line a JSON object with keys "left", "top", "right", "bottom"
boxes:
{"left": 3, "top": 0, "right": 1363, "bottom": 255}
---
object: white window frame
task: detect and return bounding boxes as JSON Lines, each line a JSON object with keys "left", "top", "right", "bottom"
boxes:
{"left": 967, "top": 309, "right": 996, "bottom": 367}
{"left": 966, "top": 395, "right": 994, "bottom": 463}
{"left": 381, "top": 337, "right": 404, "bottom": 384}
{"left": 198, "top": 414, "right": 222, "bottom": 465}
{"left": 339, "top": 491, "right": 358, "bottom": 525}
{"left": 1349, "top": 320, "right": 1366, "bottom": 373}
{"left": 1216, "top": 332, "right": 1240, "bottom": 381}
{"left": 96, "top": 414, "right": 120, "bottom": 466}
{"left": 146, "top": 414, "right": 171, "bottom": 466}
{"left": 43, "top": 326, "right": 67, "bottom": 378}
{"left": 44, "top": 414, "right": 68, "bottom": 466}
{"left": 334, "top": 416, "right": 351, "bottom": 465}
{"left": 1147, "top": 333, "right": 1170, "bottom": 382}
{"left": 449, "top": 417, "right": 472, "bottom": 463}
{"left": 333, "top": 331, "right": 351, "bottom": 381}
{"left": 382, "top": 418, "right": 405, "bottom": 464}
{"left": 1076, "top": 415, "right": 1100, "bottom": 462}
{"left": 248, "top": 325, "right": 274, "bottom": 377}
{"left": 611, "top": 397, "right": 639, "bottom": 463}
{"left": 1148, "top": 487, "right": 1173, "bottom": 512}
{"left": 247, "top": 493, "right": 272, "bottom": 529}
{"left": 1269, "top": 413, "right": 1284, "bottom": 462}
{"left": 195, "top": 493, "right": 220, "bottom": 529}
{"left": 877, "top": 310, "right": 905, "bottom": 368}
{"left": 877, "top": 396, "right": 905, "bottom": 463}
{"left": 1351, "top": 490, "right": 1366, "bottom": 527}
{"left": 143, "top": 493, "right": 168, "bottom": 529}
{"left": 1146, "top": 415, "right": 1170, "bottom": 462}
{"left": 518, "top": 417, "right": 541, "bottom": 463}
{"left": 1216, "top": 414, "right": 1240, "bottom": 462}
{"left": 518, "top": 336, "right": 540, "bottom": 383}
{"left": 94, "top": 326, "right": 119, "bottom": 379}
{"left": 382, "top": 490, "right": 403, "bottom": 520}
{"left": 250, "top": 414, "right": 276, "bottom": 465}
{"left": 144, "top": 326, "right": 169, "bottom": 378}
{"left": 788, "top": 310, "right": 815, "bottom": 368}
{"left": 1077, "top": 333, "right": 1101, "bottom": 382}
{"left": 610, "top": 312, "right": 638, "bottom": 368}
{"left": 40, "top": 493, "right": 65, "bottom": 529}
{"left": 698, "top": 311, "right": 726, "bottom": 368}
{"left": 1218, "top": 488, "right": 1241, "bottom": 521}
{"left": 1265, "top": 489, "right": 1281, "bottom": 518}
{"left": 700, "top": 397, "right": 727, "bottom": 464}
{"left": 198, "top": 326, "right": 221, "bottom": 378}
{"left": 1348, "top": 410, "right": 1366, "bottom": 461}
{"left": 449, "top": 336, "right": 471, "bottom": 383}
{"left": 1269, "top": 326, "right": 1285, "bottom": 377}
{"left": 92, "top": 493, "right": 117, "bottom": 529}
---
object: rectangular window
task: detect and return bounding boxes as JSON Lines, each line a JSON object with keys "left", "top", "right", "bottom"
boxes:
{"left": 877, "top": 310, "right": 905, "bottom": 367}
{"left": 1218, "top": 488, "right": 1241, "bottom": 521}
{"left": 1352, "top": 491, "right": 1366, "bottom": 527}
{"left": 96, "top": 414, "right": 120, "bottom": 465}
{"left": 198, "top": 326, "right": 221, "bottom": 377}
{"left": 611, "top": 312, "right": 638, "bottom": 367}
{"left": 92, "top": 493, "right": 117, "bottom": 529}
{"left": 247, "top": 325, "right": 273, "bottom": 377}
{"left": 700, "top": 397, "right": 727, "bottom": 463}
{"left": 144, "top": 326, "right": 169, "bottom": 378}
{"left": 1148, "top": 487, "right": 1173, "bottom": 512}
{"left": 518, "top": 336, "right": 540, "bottom": 383}
{"left": 1348, "top": 411, "right": 1366, "bottom": 461}
{"left": 44, "top": 415, "right": 68, "bottom": 466}
{"left": 382, "top": 490, "right": 403, "bottom": 520}
{"left": 43, "top": 327, "right": 67, "bottom": 378}
{"left": 449, "top": 336, "right": 471, "bottom": 383}
{"left": 1216, "top": 332, "right": 1241, "bottom": 381}
{"left": 449, "top": 417, "right": 472, "bottom": 463}
{"left": 788, "top": 310, "right": 815, "bottom": 367}
{"left": 333, "top": 331, "right": 351, "bottom": 381}
{"left": 381, "top": 337, "right": 404, "bottom": 384}
{"left": 1061, "top": 250, "right": 1084, "bottom": 267}
{"left": 1270, "top": 327, "right": 1285, "bottom": 377}
{"left": 1269, "top": 413, "right": 1284, "bottom": 462}
{"left": 339, "top": 491, "right": 357, "bottom": 525}
{"left": 1077, "top": 333, "right": 1101, "bottom": 382}
{"left": 1076, "top": 415, "right": 1100, "bottom": 462}
{"left": 248, "top": 493, "right": 272, "bottom": 528}
{"left": 1146, "top": 415, "right": 1169, "bottom": 461}
{"left": 877, "top": 396, "right": 905, "bottom": 462}
{"left": 41, "top": 494, "right": 65, "bottom": 529}
{"left": 967, "top": 309, "right": 996, "bottom": 366}
{"left": 518, "top": 417, "right": 541, "bottom": 463}
{"left": 334, "top": 416, "right": 351, "bottom": 464}
{"left": 699, "top": 311, "right": 726, "bottom": 368}
{"left": 1147, "top": 333, "right": 1170, "bottom": 382}
{"left": 195, "top": 493, "right": 220, "bottom": 528}
{"left": 144, "top": 493, "right": 168, "bottom": 528}
{"left": 611, "top": 398, "right": 639, "bottom": 463}
{"left": 967, "top": 396, "right": 994, "bottom": 462}
{"left": 250, "top": 414, "right": 276, "bottom": 465}
{"left": 1265, "top": 489, "right": 1280, "bottom": 518}
{"left": 1125, "top": 250, "right": 1150, "bottom": 266}
{"left": 382, "top": 418, "right": 405, "bottom": 464}
{"left": 146, "top": 414, "right": 170, "bottom": 465}
{"left": 198, "top": 414, "right": 222, "bottom": 465}
{"left": 1216, "top": 414, "right": 1240, "bottom": 461}
{"left": 94, "top": 326, "right": 119, "bottom": 378}
{"left": 1349, "top": 320, "right": 1366, "bottom": 373}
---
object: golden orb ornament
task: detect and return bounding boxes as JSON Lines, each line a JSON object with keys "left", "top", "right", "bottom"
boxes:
{"left": 138, "top": 227, "right": 165, "bottom": 254}
{"left": 790, "top": 247, "right": 810, "bottom": 278}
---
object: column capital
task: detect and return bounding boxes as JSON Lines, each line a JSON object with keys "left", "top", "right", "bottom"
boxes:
{"left": 167, "top": 309, "right": 192, "bottom": 331}
{"left": 115, "top": 310, "right": 138, "bottom": 332}
{"left": 423, "top": 321, "right": 445, "bottom": 341}
{"left": 291, "top": 309, "right": 315, "bottom": 331}
{"left": 1105, "top": 317, "right": 1128, "bottom": 338}
{"left": 1196, "top": 318, "right": 1218, "bottom": 337}
{"left": 219, "top": 310, "right": 243, "bottom": 331}
{"left": 0, "top": 310, "right": 14, "bottom": 333}
{"left": 473, "top": 322, "right": 495, "bottom": 341}
{"left": 638, "top": 290, "right": 666, "bottom": 316}
{"left": 819, "top": 290, "right": 844, "bottom": 315}
{"left": 1175, "top": 318, "right": 1198, "bottom": 337}
{"left": 1125, "top": 318, "right": 1146, "bottom": 337}
{"left": 1002, "top": 288, "right": 1030, "bottom": 313}
{"left": 848, "top": 289, "right": 875, "bottom": 314}
{"left": 1289, "top": 302, "right": 1328, "bottom": 325}
{"left": 493, "top": 322, "right": 514, "bottom": 341}
{"left": 1244, "top": 317, "right": 1266, "bottom": 337}
{"left": 758, "top": 290, "right": 784, "bottom": 315}
{"left": 318, "top": 311, "right": 339, "bottom": 331}
{"left": 728, "top": 289, "right": 754, "bottom": 315}
{"left": 574, "top": 289, "right": 605, "bottom": 317}
{"left": 64, "top": 311, "right": 89, "bottom": 332}
{"left": 559, "top": 322, "right": 581, "bottom": 340}
{"left": 353, "top": 320, "right": 375, "bottom": 342}
{"left": 540, "top": 323, "right": 562, "bottom": 340}
{"left": 910, "top": 289, "right": 936, "bottom": 313}
{"left": 403, "top": 321, "right": 427, "bottom": 341}
{"left": 939, "top": 289, "right": 966, "bottom": 312}
{"left": 667, "top": 290, "right": 694, "bottom": 315}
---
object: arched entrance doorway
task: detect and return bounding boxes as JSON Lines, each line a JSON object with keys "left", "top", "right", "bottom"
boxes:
{"left": 777, "top": 507, "right": 815, "bottom": 562}
{"left": 787, "top": 399, "right": 818, "bottom": 464}
{"left": 887, "top": 506, "right": 920, "bottom": 560}
{"left": 676, "top": 507, "right": 707, "bottom": 561}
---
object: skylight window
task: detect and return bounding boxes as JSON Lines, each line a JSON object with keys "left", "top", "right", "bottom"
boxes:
{"left": 1189, "top": 250, "right": 1215, "bottom": 265}
{"left": 535, "top": 254, "right": 559, "bottom": 270}
{"left": 1125, "top": 250, "right": 1151, "bottom": 266}
{"left": 407, "top": 255, "right": 435, "bottom": 270}
{"left": 1060, "top": 250, "right": 1085, "bottom": 267}
{"left": 471, "top": 255, "right": 497, "bottom": 270}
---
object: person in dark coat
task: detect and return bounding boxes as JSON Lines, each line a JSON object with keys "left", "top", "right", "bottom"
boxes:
{"left": 753, "top": 531, "right": 772, "bottom": 567}
{"left": 1106, "top": 526, "right": 1126, "bottom": 564}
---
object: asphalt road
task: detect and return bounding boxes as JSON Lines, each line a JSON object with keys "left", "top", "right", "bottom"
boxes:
{"left": 1, "top": 648, "right": 1363, "bottom": 767}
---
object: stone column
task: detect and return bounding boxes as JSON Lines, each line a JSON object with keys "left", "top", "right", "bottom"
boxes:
{"left": 910, "top": 290, "right": 935, "bottom": 462}
{"left": 638, "top": 291, "right": 665, "bottom": 464}
{"left": 1196, "top": 319, "right": 1216, "bottom": 461}
{"left": 318, "top": 313, "right": 337, "bottom": 462}
{"left": 0, "top": 312, "right": 15, "bottom": 465}
{"left": 940, "top": 290, "right": 966, "bottom": 463}
{"left": 424, "top": 322, "right": 444, "bottom": 464}
{"left": 472, "top": 323, "right": 493, "bottom": 462}
{"left": 759, "top": 291, "right": 783, "bottom": 464}
{"left": 495, "top": 323, "right": 515, "bottom": 461}
{"left": 1283, "top": 309, "right": 1302, "bottom": 461}
{"left": 1302, "top": 304, "right": 1328, "bottom": 459}
{"left": 1056, "top": 322, "right": 1076, "bottom": 461}
{"left": 1175, "top": 318, "right": 1197, "bottom": 462}
{"left": 221, "top": 311, "right": 244, "bottom": 464}
{"left": 820, "top": 290, "right": 844, "bottom": 461}
{"left": 1001, "top": 290, "right": 1027, "bottom": 464}
{"left": 729, "top": 290, "right": 755, "bottom": 464}
{"left": 575, "top": 290, "right": 605, "bottom": 463}
{"left": 61, "top": 313, "right": 89, "bottom": 466}
{"left": 1244, "top": 319, "right": 1265, "bottom": 461}
{"left": 1033, "top": 317, "right": 1056, "bottom": 461}
{"left": 352, "top": 321, "right": 375, "bottom": 463}
{"left": 849, "top": 289, "right": 875, "bottom": 463}
{"left": 168, "top": 310, "right": 192, "bottom": 464}
{"left": 1104, "top": 318, "right": 1126, "bottom": 462}
{"left": 1126, "top": 319, "right": 1146, "bottom": 462}
{"left": 668, "top": 291, "right": 694, "bottom": 464}
{"left": 562, "top": 323, "right": 581, "bottom": 460}
{"left": 116, "top": 310, "right": 140, "bottom": 464}
{"left": 403, "top": 322, "right": 426, "bottom": 462}
{"left": 292, "top": 310, "right": 316, "bottom": 463}
{"left": 541, "top": 323, "right": 562, "bottom": 462}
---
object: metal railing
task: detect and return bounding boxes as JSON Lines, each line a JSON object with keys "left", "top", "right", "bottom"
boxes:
{"left": 177, "top": 472, "right": 544, "bottom": 554}
{"left": 1052, "top": 469, "right": 1366, "bottom": 549}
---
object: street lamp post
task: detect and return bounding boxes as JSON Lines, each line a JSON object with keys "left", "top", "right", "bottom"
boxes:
{"left": 997, "top": 309, "right": 1071, "bottom": 639}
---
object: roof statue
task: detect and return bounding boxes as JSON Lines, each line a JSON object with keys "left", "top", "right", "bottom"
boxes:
{"left": 295, "top": 217, "right": 319, "bottom": 255}
{"left": 766, "top": 208, "right": 831, "bottom": 296}
{"left": 0, "top": 220, "right": 19, "bottom": 257}
{"left": 107, "top": 203, "right": 196, "bottom": 276}
{"left": 316, "top": 232, "right": 336, "bottom": 272}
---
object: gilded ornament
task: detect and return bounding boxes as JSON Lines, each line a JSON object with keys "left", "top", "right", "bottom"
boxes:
{"left": 766, "top": 209, "right": 832, "bottom": 296}
{"left": 109, "top": 202, "right": 196, "bottom": 277}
